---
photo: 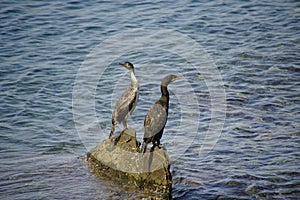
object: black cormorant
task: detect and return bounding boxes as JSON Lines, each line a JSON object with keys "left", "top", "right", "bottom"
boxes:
{"left": 141, "top": 74, "right": 186, "bottom": 155}
{"left": 109, "top": 62, "right": 139, "bottom": 138}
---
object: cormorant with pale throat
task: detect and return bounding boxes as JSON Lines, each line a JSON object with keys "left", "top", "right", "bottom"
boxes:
{"left": 141, "top": 75, "right": 186, "bottom": 156}
{"left": 109, "top": 62, "right": 139, "bottom": 138}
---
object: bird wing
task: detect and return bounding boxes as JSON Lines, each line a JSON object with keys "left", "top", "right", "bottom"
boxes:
{"left": 129, "top": 89, "right": 138, "bottom": 114}
{"left": 113, "top": 86, "right": 138, "bottom": 123}
{"left": 144, "top": 103, "right": 168, "bottom": 139}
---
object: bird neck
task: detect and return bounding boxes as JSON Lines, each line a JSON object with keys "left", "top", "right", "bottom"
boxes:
{"left": 160, "top": 85, "right": 170, "bottom": 105}
{"left": 129, "top": 70, "right": 138, "bottom": 88}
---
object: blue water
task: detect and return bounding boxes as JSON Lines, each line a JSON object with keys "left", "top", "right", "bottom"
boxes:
{"left": 1, "top": 0, "right": 299, "bottom": 199}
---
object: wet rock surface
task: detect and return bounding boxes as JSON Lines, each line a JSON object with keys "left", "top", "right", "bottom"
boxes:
{"left": 86, "top": 128, "right": 172, "bottom": 199}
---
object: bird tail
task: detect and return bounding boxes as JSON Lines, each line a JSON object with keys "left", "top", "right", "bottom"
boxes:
{"left": 139, "top": 142, "right": 148, "bottom": 159}
{"left": 109, "top": 124, "right": 115, "bottom": 139}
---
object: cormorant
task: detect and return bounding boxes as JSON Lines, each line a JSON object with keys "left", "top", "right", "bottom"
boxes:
{"left": 141, "top": 74, "right": 186, "bottom": 156}
{"left": 109, "top": 62, "right": 139, "bottom": 139}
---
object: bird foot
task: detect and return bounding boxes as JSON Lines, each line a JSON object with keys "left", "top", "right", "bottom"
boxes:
{"left": 154, "top": 144, "right": 163, "bottom": 150}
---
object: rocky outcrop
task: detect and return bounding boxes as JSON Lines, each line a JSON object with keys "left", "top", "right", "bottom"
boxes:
{"left": 86, "top": 128, "right": 172, "bottom": 199}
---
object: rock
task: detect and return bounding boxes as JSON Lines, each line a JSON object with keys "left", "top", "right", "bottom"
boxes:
{"left": 86, "top": 128, "right": 172, "bottom": 198}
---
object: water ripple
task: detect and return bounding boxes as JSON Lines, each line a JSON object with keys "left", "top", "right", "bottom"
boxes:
{"left": 0, "top": 0, "right": 299, "bottom": 199}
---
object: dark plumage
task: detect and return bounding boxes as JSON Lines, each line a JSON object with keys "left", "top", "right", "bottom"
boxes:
{"left": 109, "top": 62, "right": 139, "bottom": 138}
{"left": 141, "top": 75, "right": 186, "bottom": 156}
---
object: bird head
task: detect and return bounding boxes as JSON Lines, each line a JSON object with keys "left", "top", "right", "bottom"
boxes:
{"left": 161, "top": 74, "right": 187, "bottom": 87}
{"left": 119, "top": 62, "right": 134, "bottom": 71}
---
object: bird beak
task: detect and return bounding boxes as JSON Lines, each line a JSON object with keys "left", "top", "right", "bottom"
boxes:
{"left": 119, "top": 62, "right": 128, "bottom": 69}
{"left": 173, "top": 75, "right": 187, "bottom": 81}
{"left": 119, "top": 62, "right": 131, "bottom": 70}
